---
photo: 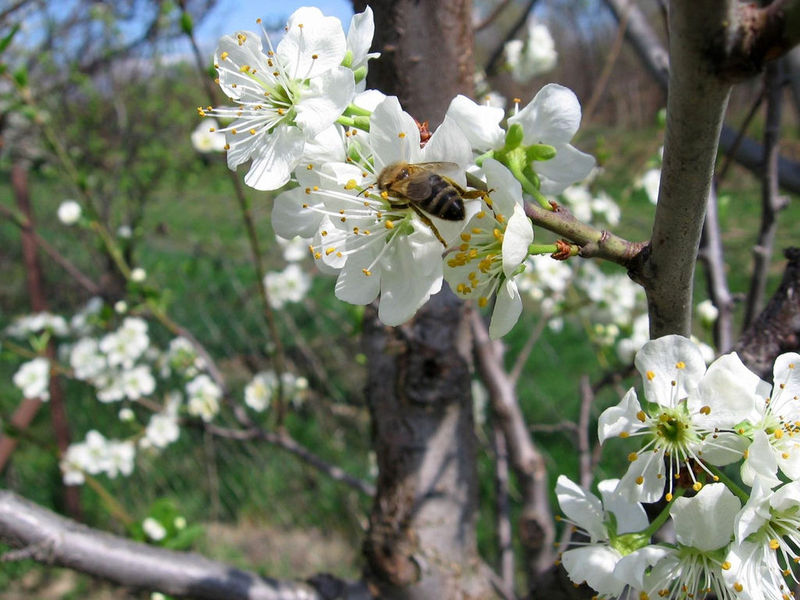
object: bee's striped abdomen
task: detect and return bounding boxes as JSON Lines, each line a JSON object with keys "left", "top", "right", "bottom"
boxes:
{"left": 421, "top": 174, "right": 465, "bottom": 220}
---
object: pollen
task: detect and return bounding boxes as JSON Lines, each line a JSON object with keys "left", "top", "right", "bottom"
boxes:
{"left": 384, "top": 220, "right": 395, "bottom": 229}
{"left": 734, "top": 583, "right": 743, "bottom": 593}
{"left": 619, "top": 432, "right": 629, "bottom": 438}
{"left": 476, "top": 211, "right": 486, "bottom": 219}
{"left": 646, "top": 370, "right": 655, "bottom": 381}
{"left": 770, "top": 539, "right": 780, "bottom": 550}
{"left": 635, "top": 476, "right": 644, "bottom": 485}
{"left": 665, "top": 492, "right": 673, "bottom": 501}
{"left": 231, "top": 128, "right": 238, "bottom": 135}
{"left": 676, "top": 361, "right": 686, "bottom": 369}
{"left": 478, "top": 297, "right": 488, "bottom": 308}
{"left": 636, "top": 410, "right": 646, "bottom": 422}
{"left": 398, "top": 132, "right": 406, "bottom": 138}
{"left": 692, "top": 482, "right": 702, "bottom": 491}
{"left": 220, "top": 51, "right": 229, "bottom": 60}
{"left": 345, "top": 179, "right": 358, "bottom": 190}
{"left": 249, "top": 129, "right": 256, "bottom": 135}
{"left": 325, "top": 248, "right": 336, "bottom": 256}
{"left": 699, "top": 405, "right": 711, "bottom": 415}
{"left": 362, "top": 268, "right": 372, "bottom": 276}
{"left": 236, "top": 33, "right": 247, "bottom": 45}
{"left": 307, "top": 164, "right": 314, "bottom": 170}
{"left": 628, "top": 452, "right": 638, "bottom": 462}
{"left": 311, "top": 53, "right": 319, "bottom": 59}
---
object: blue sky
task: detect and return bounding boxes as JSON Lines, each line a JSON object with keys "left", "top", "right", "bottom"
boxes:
{"left": 195, "top": 0, "right": 355, "bottom": 49}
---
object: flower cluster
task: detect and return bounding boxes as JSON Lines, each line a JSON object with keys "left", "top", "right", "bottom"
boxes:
{"left": 4, "top": 298, "right": 309, "bottom": 486}
{"left": 204, "top": 7, "right": 595, "bottom": 338}
{"left": 558, "top": 334, "right": 800, "bottom": 600}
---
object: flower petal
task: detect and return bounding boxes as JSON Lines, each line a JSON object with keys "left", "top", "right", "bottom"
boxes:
{"left": 489, "top": 279, "right": 522, "bottom": 339}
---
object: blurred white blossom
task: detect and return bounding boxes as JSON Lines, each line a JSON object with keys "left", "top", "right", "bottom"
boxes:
{"left": 57, "top": 200, "right": 82, "bottom": 225}
{"left": 13, "top": 357, "right": 50, "bottom": 400}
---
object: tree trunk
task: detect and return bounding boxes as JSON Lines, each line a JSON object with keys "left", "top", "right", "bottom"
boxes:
{"left": 352, "top": 1, "right": 495, "bottom": 597}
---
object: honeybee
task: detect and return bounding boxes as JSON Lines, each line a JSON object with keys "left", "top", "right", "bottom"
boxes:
{"left": 376, "top": 161, "right": 484, "bottom": 221}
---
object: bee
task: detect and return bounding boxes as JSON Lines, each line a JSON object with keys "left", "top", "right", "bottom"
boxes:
{"left": 376, "top": 161, "right": 484, "bottom": 221}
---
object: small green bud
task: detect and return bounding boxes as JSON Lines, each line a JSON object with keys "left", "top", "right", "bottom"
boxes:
{"left": 180, "top": 12, "right": 194, "bottom": 36}
{"left": 0, "top": 24, "right": 20, "bottom": 54}
{"left": 525, "top": 143, "right": 556, "bottom": 163}
{"left": 13, "top": 66, "right": 27, "bottom": 87}
{"left": 504, "top": 123, "right": 524, "bottom": 150}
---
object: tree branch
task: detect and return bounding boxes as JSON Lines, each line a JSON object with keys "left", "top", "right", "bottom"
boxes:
{"left": 639, "top": 2, "right": 733, "bottom": 337}
{"left": 0, "top": 490, "right": 371, "bottom": 600}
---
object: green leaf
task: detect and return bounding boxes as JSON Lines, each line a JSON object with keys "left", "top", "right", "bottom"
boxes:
{"left": 0, "top": 24, "right": 20, "bottom": 54}
{"left": 180, "top": 12, "right": 194, "bottom": 36}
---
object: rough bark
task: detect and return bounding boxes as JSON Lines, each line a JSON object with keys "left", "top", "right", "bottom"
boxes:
{"left": 735, "top": 248, "right": 800, "bottom": 379}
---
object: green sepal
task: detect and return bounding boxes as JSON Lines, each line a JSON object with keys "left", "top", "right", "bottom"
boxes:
{"left": 0, "top": 24, "right": 20, "bottom": 54}
{"left": 180, "top": 12, "right": 193, "bottom": 35}
{"left": 353, "top": 66, "right": 367, "bottom": 85}
{"left": 610, "top": 531, "right": 651, "bottom": 556}
{"left": 525, "top": 143, "right": 556, "bottom": 163}
{"left": 341, "top": 50, "right": 354, "bottom": 68}
{"left": 503, "top": 123, "right": 524, "bottom": 151}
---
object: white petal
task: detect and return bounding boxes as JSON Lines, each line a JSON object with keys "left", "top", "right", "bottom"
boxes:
{"left": 635, "top": 335, "right": 706, "bottom": 408}
{"left": 562, "top": 546, "right": 625, "bottom": 597}
{"left": 369, "top": 97, "right": 422, "bottom": 169}
{"left": 670, "top": 483, "right": 739, "bottom": 551}
{"left": 555, "top": 475, "right": 606, "bottom": 541}
{"left": 598, "top": 388, "right": 642, "bottom": 444}
{"left": 699, "top": 431, "right": 747, "bottom": 466}
{"left": 347, "top": 6, "right": 376, "bottom": 68}
{"left": 735, "top": 476, "right": 773, "bottom": 542}
{"left": 501, "top": 204, "right": 533, "bottom": 277}
{"left": 508, "top": 83, "right": 582, "bottom": 145}
{"left": 278, "top": 7, "right": 347, "bottom": 80}
{"left": 616, "top": 449, "right": 665, "bottom": 503}
{"left": 272, "top": 187, "right": 323, "bottom": 238}
{"left": 614, "top": 546, "right": 670, "bottom": 590}
{"left": 483, "top": 158, "right": 524, "bottom": 216}
{"left": 242, "top": 125, "right": 305, "bottom": 191}
{"left": 335, "top": 250, "right": 381, "bottom": 305}
{"left": 489, "top": 279, "right": 522, "bottom": 339}
{"left": 421, "top": 117, "right": 472, "bottom": 184}
{"left": 215, "top": 32, "right": 269, "bottom": 101}
{"left": 741, "top": 429, "right": 780, "bottom": 487}
{"left": 536, "top": 144, "right": 596, "bottom": 195}
{"left": 295, "top": 66, "right": 354, "bottom": 135}
{"left": 694, "top": 353, "right": 764, "bottom": 428}
{"left": 598, "top": 478, "right": 649, "bottom": 534}
{"left": 445, "top": 94, "right": 505, "bottom": 151}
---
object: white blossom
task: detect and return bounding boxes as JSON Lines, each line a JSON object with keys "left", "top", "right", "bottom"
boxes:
{"left": 13, "top": 357, "right": 50, "bottom": 400}
{"left": 57, "top": 200, "right": 82, "bottom": 225}
{"left": 145, "top": 413, "right": 180, "bottom": 449}
{"left": 190, "top": 118, "right": 226, "bottom": 153}
{"left": 142, "top": 517, "right": 166, "bottom": 541}
{"left": 186, "top": 374, "right": 221, "bottom": 422}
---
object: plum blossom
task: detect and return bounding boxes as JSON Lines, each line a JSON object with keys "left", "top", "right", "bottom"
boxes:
{"left": 598, "top": 335, "right": 741, "bottom": 503}
{"left": 203, "top": 7, "right": 368, "bottom": 190}
{"left": 504, "top": 20, "right": 557, "bottom": 83}
{"left": 186, "top": 374, "right": 221, "bottom": 422}
{"left": 263, "top": 263, "right": 312, "bottom": 309}
{"left": 13, "top": 357, "right": 50, "bottom": 400}
{"left": 57, "top": 200, "right": 82, "bottom": 225}
{"left": 142, "top": 517, "right": 167, "bottom": 541}
{"left": 145, "top": 413, "right": 180, "bottom": 449}
{"left": 507, "top": 84, "right": 596, "bottom": 194}
{"left": 190, "top": 118, "right": 226, "bottom": 153}
{"left": 556, "top": 475, "right": 649, "bottom": 599}
{"left": 444, "top": 159, "right": 533, "bottom": 338}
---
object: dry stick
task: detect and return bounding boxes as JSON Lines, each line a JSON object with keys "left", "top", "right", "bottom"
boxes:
{"left": 471, "top": 311, "right": 555, "bottom": 579}
{"left": 0, "top": 490, "right": 373, "bottom": 600}
{"left": 9, "top": 160, "right": 82, "bottom": 520}
{"left": 206, "top": 422, "right": 375, "bottom": 497}
{"left": 182, "top": 16, "right": 290, "bottom": 426}
{"left": 744, "top": 61, "right": 789, "bottom": 329}
{"left": 0, "top": 204, "right": 102, "bottom": 296}
{"left": 698, "top": 185, "right": 735, "bottom": 353}
{"left": 577, "top": 376, "right": 593, "bottom": 491}
{"left": 484, "top": 0, "right": 540, "bottom": 76}
{"left": 715, "top": 86, "right": 765, "bottom": 185}
{"left": 509, "top": 312, "right": 549, "bottom": 385}
{"left": 580, "top": 2, "right": 631, "bottom": 127}
{"left": 492, "top": 423, "right": 515, "bottom": 598}
{"left": 474, "top": 0, "right": 514, "bottom": 32}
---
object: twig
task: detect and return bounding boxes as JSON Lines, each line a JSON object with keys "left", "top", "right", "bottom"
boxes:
{"left": 471, "top": 311, "right": 555, "bottom": 579}
{"left": 474, "top": 0, "right": 514, "bottom": 32}
{"left": 509, "top": 312, "right": 549, "bottom": 384}
{"left": 580, "top": 1, "right": 631, "bottom": 127}
{"left": 743, "top": 61, "right": 789, "bottom": 329}
{"left": 206, "top": 423, "right": 375, "bottom": 497}
{"left": 484, "top": 0, "right": 540, "bottom": 77}
{"left": 698, "top": 185, "right": 735, "bottom": 352}
{"left": 492, "top": 423, "right": 515, "bottom": 597}
{"left": 715, "top": 85, "right": 765, "bottom": 185}
{"left": 577, "top": 376, "right": 593, "bottom": 490}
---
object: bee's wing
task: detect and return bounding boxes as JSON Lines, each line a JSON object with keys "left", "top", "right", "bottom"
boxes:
{"left": 415, "top": 162, "right": 462, "bottom": 179}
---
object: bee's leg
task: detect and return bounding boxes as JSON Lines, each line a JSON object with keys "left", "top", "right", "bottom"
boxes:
{"left": 410, "top": 206, "right": 447, "bottom": 247}
{"left": 461, "top": 189, "right": 492, "bottom": 200}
